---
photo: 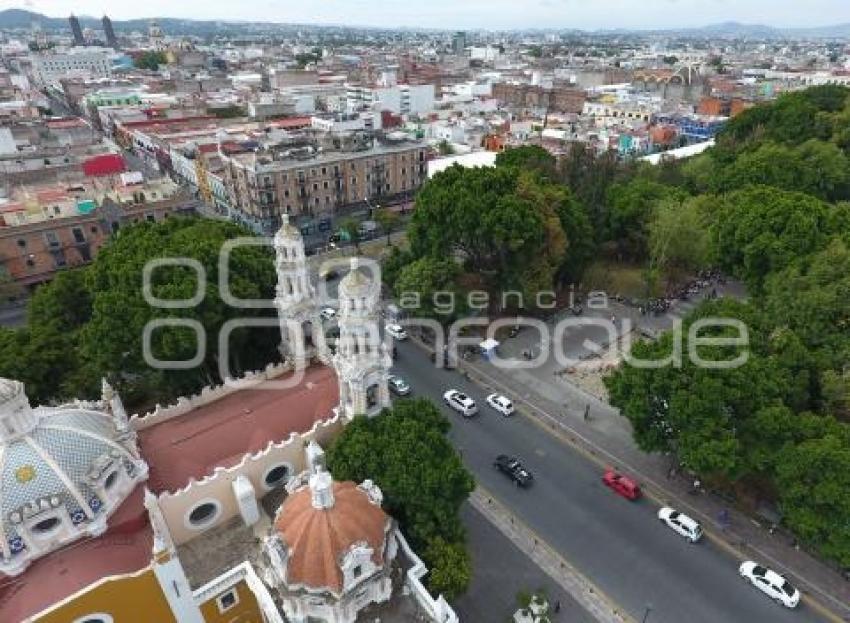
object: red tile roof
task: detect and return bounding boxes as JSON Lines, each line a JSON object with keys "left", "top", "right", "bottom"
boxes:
{"left": 0, "top": 486, "right": 153, "bottom": 622}
{"left": 275, "top": 481, "right": 389, "bottom": 593}
{"left": 138, "top": 366, "right": 339, "bottom": 494}
{"left": 269, "top": 116, "right": 312, "bottom": 129}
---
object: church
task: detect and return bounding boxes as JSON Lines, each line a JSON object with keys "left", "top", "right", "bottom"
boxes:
{"left": 0, "top": 217, "right": 458, "bottom": 623}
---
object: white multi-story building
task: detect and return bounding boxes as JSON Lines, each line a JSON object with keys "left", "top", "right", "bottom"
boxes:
{"left": 469, "top": 46, "right": 501, "bottom": 63}
{"left": 345, "top": 83, "right": 435, "bottom": 116}
{"left": 31, "top": 48, "right": 113, "bottom": 86}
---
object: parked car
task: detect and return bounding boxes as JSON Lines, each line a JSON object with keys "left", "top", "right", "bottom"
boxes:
{"left": 358, "top": 220, "right": 379, "bottom": 238}
{"left": 443, "top": 389, "right": 477, "bottom": 417}
{"left": 320, "top": 307, "right": 337, "bottom": 321}
{"left": 385, "top": 324, "right": 408, "bottom": 340}
{"left": 601, "top": 469, "right": 641, "bottom": 500}
{"left": 388, "top": 375, "right": 410, "bottom": 396}
{"left": 494, "top": 454, "right": 534, "bottom": 487}
{"left": 486, "top": 393, "right": 515, "bottom": 416}
{"left": 739, "top": 561, "right": 800, "bottom": 608}
{"left": 657, "top": 507, "right": 703, "bottom": 543}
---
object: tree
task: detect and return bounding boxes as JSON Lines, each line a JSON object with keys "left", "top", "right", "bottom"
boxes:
{"left": 423, "top": 537, "right": 472, "bottom": 599}
{"left": 409, "top": 165, "right": 569, "bottom": 302}
{"left": 394, "top": 257, "right": 465, "bottom": 324}
{"left": 327, "top": 398, "right": 474, "bottom": 547}
{"left": 605, "top": 298, "right": 808, "bottom": 481}
{"left": 709, "top": 186, "right": 831, "bottom": 292}
{"left": 0, "top": 217, "right": 280, "bottom": 408}
{"left": 775, "top": 431, "right": 850, "bottom": 567}
{"left": 605, "top": 177, "right": 684, "bottom": 262}
{"left": 326, "top": 398, "right": 474, "bottom": 595}
{"left": 648, "top": 196, "right": 711, "bottom": 276}
{"left": 134, "top": 51, "right": 167, "bottom": 70}
{"left": 374, "top": 207, "right": 401, "bottom": 246}
{"left": 338, "top": 217, "right": 361, "bottom": 253}
{"left": 496, "top": 145, "right": 557, "bottom": 180}
{"left": 77, "top": 218, "right": 279, "bottom": 404}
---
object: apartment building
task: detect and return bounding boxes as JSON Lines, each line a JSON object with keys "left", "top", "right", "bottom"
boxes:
{"left": 219, "top": 133, "right": 427, "bottom": 234}
{"left": 345, "top": 83, "right": 435, "bottom": 116}
{"left": 0, "top": 195, "right": 196, "bottom": 287}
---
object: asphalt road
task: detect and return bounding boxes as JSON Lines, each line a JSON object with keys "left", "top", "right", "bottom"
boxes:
{"left": 455, "top": 504, "right": 595, "bottom": 623}
{"left": 390, "top": 338, "right": 826, "bottom": 623}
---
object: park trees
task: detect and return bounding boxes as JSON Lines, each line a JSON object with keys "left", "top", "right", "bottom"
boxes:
{"left": 709, "top": 186, "right": 832, "bottom": 292}
{"left": 605, "top": 177, "right": 685, "bottom": 262}
{"left": 648, "top": 195, "right": 711, "bottom": 277}
{"left": 0, "top": 217, "right": 279, "bottom": 408}
{"left": 496, "top": 145, "right": 557, "bottom": 180}
{"left": 374, "top": 206, "right": 401, "bottom": 246}
{"left": 408, "top": 164, "right": 577, "bottom": 307}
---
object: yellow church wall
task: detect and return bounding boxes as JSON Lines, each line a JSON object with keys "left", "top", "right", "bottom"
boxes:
{"left": 198, "top": 579, "right": 263, "bottom": 623}
{"left": 32, "top": 567, "right": 177, "bottom": 623}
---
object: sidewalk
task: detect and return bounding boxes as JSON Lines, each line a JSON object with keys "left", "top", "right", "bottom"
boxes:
{"left": 456, "top": 348, "right": 850, "bottom": 622}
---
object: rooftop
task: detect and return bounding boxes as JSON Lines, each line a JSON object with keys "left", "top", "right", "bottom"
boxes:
{"left": 0, "top": 486, "right": 152, "bottom": 622}
{"left": 137, "top": 365, "right": 339, "bottom": 494}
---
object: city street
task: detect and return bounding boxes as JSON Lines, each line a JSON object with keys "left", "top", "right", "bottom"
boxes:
{"left": 389, "top": 338, "right": 827, "bottom": 623}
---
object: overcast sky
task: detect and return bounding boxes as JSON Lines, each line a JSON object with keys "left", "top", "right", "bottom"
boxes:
{"left": 6, "top": 0, "right": 850, "bottom": 30}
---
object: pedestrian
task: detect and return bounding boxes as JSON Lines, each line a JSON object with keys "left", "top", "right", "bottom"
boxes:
{"left": 554, "top": 600, "right": 561, "bottom": 613}
{"left": 693, "top": 478, "right": 701, "bottom": 492}
{"left": 583, "top": 404, "right": 590, "bottom": 421}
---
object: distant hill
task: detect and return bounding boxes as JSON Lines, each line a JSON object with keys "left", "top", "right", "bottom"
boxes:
{"left": 2, "top": 8, "right": 850, "bottom": 39}
{"left": 0, "top": 9, "right": 273, "bottom": 35}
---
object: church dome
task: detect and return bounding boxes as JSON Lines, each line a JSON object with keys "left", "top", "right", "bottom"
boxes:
{"left": 338, "top": 258, "right": 379, "bottom": 300}
{"left": 0, "top": 379, "right": 147, "bottom": 576}
{"left": 274, "top": 214, "right": 303, "bottom": 243}
{"left": 273, "top": 478, "right": 390, "bottom": 593}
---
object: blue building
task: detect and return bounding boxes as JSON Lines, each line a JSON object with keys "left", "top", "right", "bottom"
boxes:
{"left": 652, "top": 113, "right": 727, "bottom": 143}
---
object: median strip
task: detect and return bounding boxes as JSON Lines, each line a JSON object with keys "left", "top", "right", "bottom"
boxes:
{"left": 471, "top": 486, "right": 634, "bottom": 623}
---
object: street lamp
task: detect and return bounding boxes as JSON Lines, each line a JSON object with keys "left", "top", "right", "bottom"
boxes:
{"left": 641, "top": 603, "right": 653, "bottom": 623}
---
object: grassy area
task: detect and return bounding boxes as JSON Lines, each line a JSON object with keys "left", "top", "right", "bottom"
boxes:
{"left": 582, "top": 260, "right": 657, "bottom": 299}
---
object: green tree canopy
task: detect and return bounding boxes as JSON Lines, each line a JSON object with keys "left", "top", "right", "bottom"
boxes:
{"left": 709, "top": 186, "right": 832, "bottom": 292}
{"left": 326, "top": 398, "right": 475, "bottom": 597}
{"left": 605, "top": 177, "right": 685, "bottom": 261}
{"left": 0, "top": 217, "right": 279, "bottom": 408}
{"left": 496, "top": 145, "right": 557, "bottom": 180}
{"left": 409, "top": 165, "right": 572, "bottom": 302}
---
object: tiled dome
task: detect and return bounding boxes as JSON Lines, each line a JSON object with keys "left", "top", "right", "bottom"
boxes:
{"left": 0, "top": 379, "right": 147, "bottom": 576}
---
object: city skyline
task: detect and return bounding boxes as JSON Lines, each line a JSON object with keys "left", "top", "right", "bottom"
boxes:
{"left": 5, "top": 0, "right": 850, "bottom": 31}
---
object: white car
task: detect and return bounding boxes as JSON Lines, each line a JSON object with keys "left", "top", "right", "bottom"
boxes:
{"left": 443, "top": 389, "right": 478, "bottom": 417}
{"left": 320, "top": 307, "right": 337, "bottom": 321}
{"left": 739, "top": 561, "right": 800, "bottom": 608}
{"left": 486, "top": 393, "right": 514, "bottom": 416}
{"left": 385, "top": 323, "right": 408, "bottom": 340}
{"left": 387, "top": 375, "right": 411, "bottom": 396}
{"left": 657, "top": 507, "right": 703, "bottom": 543}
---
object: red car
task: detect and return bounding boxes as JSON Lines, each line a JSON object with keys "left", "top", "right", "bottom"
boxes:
{"left": 602, "top": 469, "right": 641, "bottom": 500}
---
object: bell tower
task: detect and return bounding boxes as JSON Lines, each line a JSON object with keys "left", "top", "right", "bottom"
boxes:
{"left": 273, "top": 215, "right": 327, "bottom": 367}
{"left": 332, "top": 259, "right": 391, "bottom": 419}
